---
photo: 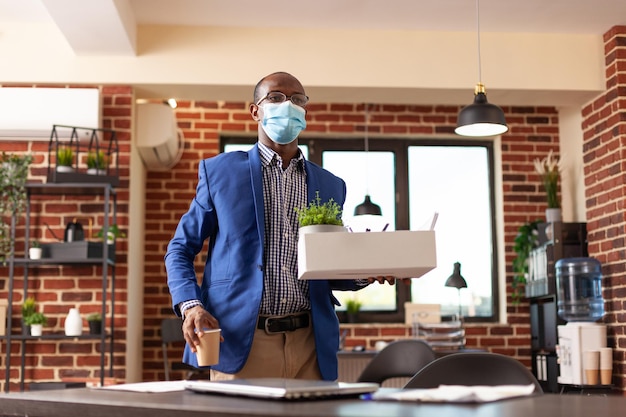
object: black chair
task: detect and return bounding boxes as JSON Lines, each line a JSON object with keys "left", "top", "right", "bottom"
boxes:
{"left": 357, "top": 339, "right": 437, "bottom": 385}
{"left": 161, "top": 318, "right": 209, "bottom": 380}
{"left": 403, "top": 352, "right": 543, "bottom": 394}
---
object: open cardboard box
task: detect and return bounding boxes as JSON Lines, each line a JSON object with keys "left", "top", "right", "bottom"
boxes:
{"left": 298, "top": 230, "right": 436, "bottom": 280}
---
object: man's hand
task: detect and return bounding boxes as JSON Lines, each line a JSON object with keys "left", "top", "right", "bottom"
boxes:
{"left": 182, "top": 305, "right": 221, "bottom": 353}
{"left": 367, "top": 276, "right": 412, "bottom": 285}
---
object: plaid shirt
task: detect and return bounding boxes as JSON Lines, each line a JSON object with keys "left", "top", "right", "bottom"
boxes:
{"left": 258, "top": 142, "right": 309, "bottom": 315}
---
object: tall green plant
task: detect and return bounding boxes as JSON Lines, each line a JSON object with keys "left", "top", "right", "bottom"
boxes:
{"left": 0, "top": 153, "right": 32, "bottom": 264}
{"left": 512, "top": 220, "right": 540, "bottom": 303}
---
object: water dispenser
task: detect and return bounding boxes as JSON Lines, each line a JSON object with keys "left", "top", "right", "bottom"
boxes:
{"left": 555, "top": 257, "right": 608, "bottom": 386}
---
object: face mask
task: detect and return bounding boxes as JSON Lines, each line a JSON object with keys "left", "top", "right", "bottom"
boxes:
{"left": 260, "top": 101, "right": 307, "bottom": 145}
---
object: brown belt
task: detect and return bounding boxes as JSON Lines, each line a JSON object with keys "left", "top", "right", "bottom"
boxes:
{"left": 257, "top": 312, "right": 310, "bottom": 333}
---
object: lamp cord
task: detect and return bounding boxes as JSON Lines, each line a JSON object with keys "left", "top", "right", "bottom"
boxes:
{"left": 364, "top": 103, "right": 370, "bottom": 194}
{"left": 476, "top": 0, "right": 482, "bottom": 84}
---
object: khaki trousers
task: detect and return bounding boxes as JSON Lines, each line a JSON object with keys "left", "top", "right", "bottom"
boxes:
{"left": 210, "top": 323, "right": 321, "bottom": 381}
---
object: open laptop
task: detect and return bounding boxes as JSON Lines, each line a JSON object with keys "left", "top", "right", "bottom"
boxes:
{"left": 185, "top": 378, "right": 379, "bottom": 400}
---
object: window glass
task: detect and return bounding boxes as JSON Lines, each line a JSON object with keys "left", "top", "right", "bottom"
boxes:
{"left": 408, "top": 146, "right": 494, "bottom": 318}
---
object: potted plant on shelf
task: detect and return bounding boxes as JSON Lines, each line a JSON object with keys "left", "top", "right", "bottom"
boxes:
{"left": 96, "top": 223, "right": 126, "bottom": 245}
{"left": 24, "top": 311, "right": 47, "bottom": 336}
{"left": 86, "top": 150, "right": 108, "bottom": 175}
{"left": 86, "top": 312, "right": 103, "bottom": 334}
{"left": 22, "top": 297, "right": 46, "bottom": 336}
{"left": 56, "top": 146, "right": 75, "bottom": 173}
{"left": 345, "top": 298, "right": 362, "bottom": 323}
{"left": 0, "top": 152, "right": 32, "bottom": 265}
{"left": 29, "top": 240, "right": 42, "bottom": 260}
{"left": 512, "top": 220, "right": 540, "bottom": 303}
{"left": 295, "top": 191, "right": 344, "bottom": 233}
{"left": 534, "top": 150, "right": 562, "bottom": 223}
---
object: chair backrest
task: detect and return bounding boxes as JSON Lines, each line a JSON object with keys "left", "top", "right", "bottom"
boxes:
{"left": 403, "top": 352, "right": 543, "bottom": 394}
{"left": 357, "top": 339, "right": 437, "bottom": 385}
{"left": 161, "top": 318, "right": 185, "bottom": 380}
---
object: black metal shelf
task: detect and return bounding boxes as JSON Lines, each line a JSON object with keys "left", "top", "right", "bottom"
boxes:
{"left": 4, "top": 182, "right": 117, "bottom": 392}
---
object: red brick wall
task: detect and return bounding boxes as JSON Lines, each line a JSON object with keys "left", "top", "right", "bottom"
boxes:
{"left": 580, "top": 25, "right": 626, "bottom": 390}
{"left": 0, "top": 85, "right": 132, "bottom": 391}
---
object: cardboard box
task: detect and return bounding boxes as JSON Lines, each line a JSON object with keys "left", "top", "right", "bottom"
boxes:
{"left": 298, "top": 230, "right": 436, "bottom": 280}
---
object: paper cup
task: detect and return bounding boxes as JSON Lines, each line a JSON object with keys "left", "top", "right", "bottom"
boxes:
{"left": 196, "top": 328, "right": 221, "bottom": 367}
{"left": 583, "top": 350, "right": 600, "bottom": 385}
{"left": 600, "top": 347, "right": 613, "bottom": 385}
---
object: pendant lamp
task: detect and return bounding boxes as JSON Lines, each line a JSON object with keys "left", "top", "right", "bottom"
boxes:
{"left": 354, "top": 103, "right": 382, "bottom": 216}
{"left": 455, "top": 0, "right": 508, "bottom": 137}
{"left": 445, "top": 262, "right": 468, "bottom": 318}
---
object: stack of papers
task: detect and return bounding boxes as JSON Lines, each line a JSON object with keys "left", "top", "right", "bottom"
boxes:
{"left": 372, "top": 384, "right": 536, "bottom": 403}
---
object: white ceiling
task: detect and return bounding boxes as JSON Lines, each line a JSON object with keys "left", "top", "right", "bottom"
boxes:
{"left": 3, "top": 0, "right": 626, "bottom": 57}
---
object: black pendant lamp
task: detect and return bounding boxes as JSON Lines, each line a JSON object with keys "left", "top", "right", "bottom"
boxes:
{"left": 445, "top": 262, "right": 468, "bottom": 318}
{"left": 455, "top": 0, "right": 508, "bottom": 137}
{"left": 354, "top": 103, "right": 382, "bottom": 216}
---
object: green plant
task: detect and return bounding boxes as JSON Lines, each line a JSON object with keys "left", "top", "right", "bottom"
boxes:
{"left": 31, "top": 240, "right": 40, "bottom": 249}
{"left": 345, "top": 299, "right": 362, "bottom": 315}
{"left": 295, "top": 191, "right": 343, "bottom": 227}
{"left": 56, "top": 146, "right": 74, "bottom": 167}
{"left": 86, "top": 150, "right": 108, "bottom": 170}
{"left": 22, "top": 297, "right": 36, "bottom": 318}
{"left": 512, "top": 220, "right": 541, "bottom": 303}
{"left": 86, "top": 312, "right": 102, "bottom": 322}
{"left": 534, "top": 150, "right": 561, "bottom": 209}
{"left": 95, "top": 224, "right": 126, "bottom": 240}
{"left": 24, "top": 311, "right": 47, "bottom": 326}
{"left": 0, "top": 152, "right": 32, "bottom": 264}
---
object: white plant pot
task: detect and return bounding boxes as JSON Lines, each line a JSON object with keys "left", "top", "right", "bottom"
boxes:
{"left": 30, "top": 324, "right": 43, "bottom": 337}
{"left": 56, "top": 165, "right": 74, "bottom": 173}
{"left": 545, "top": 208, "right": 562, "bottom": 223}
{"left": 87, "top": 168, "right": 107, "bottom": 175}
{"left": 299, "top": 224, "right": 347, "bottom": 234}
{"left": 29, "top": 247, "right": 42, "bottom": 260}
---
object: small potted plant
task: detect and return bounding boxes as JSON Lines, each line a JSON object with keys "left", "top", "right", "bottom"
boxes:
{"left": 24, "top": 311, "right": 47, "bottom": 336}
{"left": 29, "top": 240, "right": 42, "bottom": 260}
{"left": 86, "top": 312, "right": 103, "bottom": 334}
{"left": 96, "top": 224, "right": 126, "bottom": 245}
{"left": 295, "top": 191, "right": 344, "bottom": 233}
{"left": 345, "top": 298, "right": 362, "bottom": 323}
{"left": 533, "top": 150, "right": 561, "bottom": 222}
{"left": 56, "top": 146, "right": 75, "bottom": 173}
{"left": 86, "top": 150, "right": 108, "bottom": 175}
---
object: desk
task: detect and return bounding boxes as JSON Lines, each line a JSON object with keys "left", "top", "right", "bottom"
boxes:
{"left": 0, "top": 388, "right": 625, "bottom": 417}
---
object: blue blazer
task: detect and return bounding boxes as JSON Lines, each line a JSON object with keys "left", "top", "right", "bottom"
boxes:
{"left": 165, "top": 144, "right": 360, "bottom": 380}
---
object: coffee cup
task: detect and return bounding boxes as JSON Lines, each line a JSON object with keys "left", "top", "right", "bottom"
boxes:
{"left": 196, "top": 328, "right": 221, "bottom": 367}
{"left": 583, "top": 350, "right": 600, "bottom": 385}
{"left": 599, "top": 347, "right": 612, "bottom": 385}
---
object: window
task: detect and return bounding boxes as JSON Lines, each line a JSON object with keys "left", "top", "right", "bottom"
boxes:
{"left": 221, "top": 137, "right": 498, "bottom": 322}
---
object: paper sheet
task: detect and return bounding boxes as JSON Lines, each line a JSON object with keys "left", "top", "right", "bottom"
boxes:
{"left": 96, "top": 380, "right": 188, "bottom": 393}
{"left": 372, "top": 384, "right": 536, "bottom": 403}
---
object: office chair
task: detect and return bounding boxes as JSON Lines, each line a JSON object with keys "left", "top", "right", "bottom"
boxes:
{"left": 161, "top": 318, "right": 209, "bottom": 381}
{"left": 357, "top": 339, "right": 437, "bottom": 385}
{"left": 403, "top": 352, "right": 543, "bottom": 394}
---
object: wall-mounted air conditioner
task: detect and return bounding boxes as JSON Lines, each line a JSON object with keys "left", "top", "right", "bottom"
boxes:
{"left": 0, "top": 88, "right": 101, "bottom": 139}
{"left": 136, "top": 102, "right": 184, "bottom": 171}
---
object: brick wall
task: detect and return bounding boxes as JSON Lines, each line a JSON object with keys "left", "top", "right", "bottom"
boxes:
{"left": 580, "top": 25, "right": 626, "bottom": 389}
{"left": 0, "top": 85, "right": 132, "bottom": 391}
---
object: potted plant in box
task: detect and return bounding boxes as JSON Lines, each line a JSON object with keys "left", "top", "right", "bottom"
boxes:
{"left": 86, "top": 150, "right": 108, "bottom": 175}
{"left": 56, "top": 146, "right": 75, "bottom": 173}
{"left": 295, "top": 191, "right": 344, "bottom": 233}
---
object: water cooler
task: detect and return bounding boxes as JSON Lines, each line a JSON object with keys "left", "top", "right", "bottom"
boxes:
{"left": 555, "top": 258, "right": 607, "bottom": 386}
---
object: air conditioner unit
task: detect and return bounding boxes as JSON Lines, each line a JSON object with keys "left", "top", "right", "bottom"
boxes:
{"left": 0, "top": 88, "right": 101, "bottom": 139}
{"left": 136, "top": 103, "right": 184, "bottom": 171}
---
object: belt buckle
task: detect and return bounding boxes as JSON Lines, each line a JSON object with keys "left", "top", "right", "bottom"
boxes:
{"left": 264, "top": 317, "right": 287, "bottom": 334}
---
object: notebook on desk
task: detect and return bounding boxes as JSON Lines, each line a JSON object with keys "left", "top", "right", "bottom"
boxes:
{"left": 184, "top": 378, "right": 379, "bottom": 400}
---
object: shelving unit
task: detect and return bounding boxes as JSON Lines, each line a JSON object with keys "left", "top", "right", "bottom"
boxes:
{"left": 3, "top": 183, "right": 116, "bottom": 392}
{"left": 526, "top": 221, "right": 587, "bottom": 393}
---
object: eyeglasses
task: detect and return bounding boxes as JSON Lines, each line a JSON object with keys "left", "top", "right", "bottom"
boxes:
{"left": 256, "top": 91, "right": 309, "bottom": 108}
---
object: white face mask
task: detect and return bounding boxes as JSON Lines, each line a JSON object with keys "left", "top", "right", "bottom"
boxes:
{"left": 260, "top": 101, "right": 307, "bottom": 145}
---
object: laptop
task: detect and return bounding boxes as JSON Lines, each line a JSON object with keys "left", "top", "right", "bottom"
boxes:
{"left": 184, "top": 378, "right": 379, "bottom": 400}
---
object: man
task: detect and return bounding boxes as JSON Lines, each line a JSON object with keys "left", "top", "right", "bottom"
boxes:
{"left": 165, "top": 71, "right": 395, "bottom": 381}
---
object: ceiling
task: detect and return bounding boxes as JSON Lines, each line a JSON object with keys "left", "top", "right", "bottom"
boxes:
{"left": 3, "top": 0, "right": 626, "bottom": 57}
